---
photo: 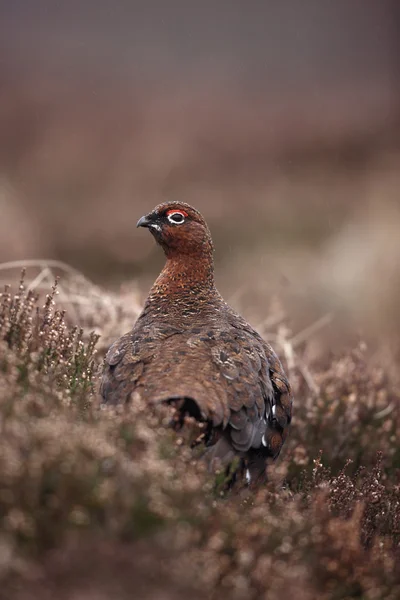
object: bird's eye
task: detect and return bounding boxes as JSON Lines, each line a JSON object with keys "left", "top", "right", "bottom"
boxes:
{"left": 167, "top": 211, "right": 185, "bottom": 225}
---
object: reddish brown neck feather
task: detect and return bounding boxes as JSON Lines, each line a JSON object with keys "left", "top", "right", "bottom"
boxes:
{"left": 153, "top": 253, "right": 214, "bottom": 294}
{"left": 146, "top": 235, "right": 216, "bottom": 310}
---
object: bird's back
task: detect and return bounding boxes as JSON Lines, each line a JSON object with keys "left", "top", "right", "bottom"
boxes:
{"left": 101, "top": 300, "right": 292, "bottom": 463}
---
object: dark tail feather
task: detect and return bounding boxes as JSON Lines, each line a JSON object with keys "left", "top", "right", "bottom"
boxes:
{"left": 202, "top": 433, "right": 236, "bottom": 472}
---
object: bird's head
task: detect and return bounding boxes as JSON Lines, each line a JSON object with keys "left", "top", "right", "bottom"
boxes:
{"left": 137, "top": 201, "right": 214, "bottom": 258}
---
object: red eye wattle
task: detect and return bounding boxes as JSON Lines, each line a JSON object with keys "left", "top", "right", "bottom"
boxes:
{"left": 166, "top": 209, "right": 188, "bottom": 218}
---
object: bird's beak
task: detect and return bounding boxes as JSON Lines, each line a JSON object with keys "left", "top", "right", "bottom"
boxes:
{"left": 136, "top": 214, "right": 151, "bottom": 228}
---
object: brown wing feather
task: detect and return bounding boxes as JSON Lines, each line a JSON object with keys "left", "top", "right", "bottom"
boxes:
{"left": 225, "top": 309, "right": 293, "bottom": 459}
{"left": 100, "top": 309, "right": 292, "bottom": 464}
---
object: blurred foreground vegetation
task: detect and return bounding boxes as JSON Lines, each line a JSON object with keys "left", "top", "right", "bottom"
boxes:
{"left": 0, "top": 269, "right": 399, "bottom": 600}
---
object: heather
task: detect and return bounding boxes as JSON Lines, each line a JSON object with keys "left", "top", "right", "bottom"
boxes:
{"left": 0, "top": 266, "right": 399, "bottom": 600}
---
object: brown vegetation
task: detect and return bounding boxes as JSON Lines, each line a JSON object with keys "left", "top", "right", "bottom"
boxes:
{"left": 0, "top": 268, "right": 399, "bottom": 600}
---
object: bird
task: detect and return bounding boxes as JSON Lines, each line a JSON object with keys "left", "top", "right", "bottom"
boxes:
{"left": 100, "top": 201, "right": 293, "bottom": 484}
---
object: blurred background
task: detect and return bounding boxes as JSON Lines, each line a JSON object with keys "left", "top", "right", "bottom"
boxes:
{"left": 1, "top": 0, "right": 400, "bottom": 365}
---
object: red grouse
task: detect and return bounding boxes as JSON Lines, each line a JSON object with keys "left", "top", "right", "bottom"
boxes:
{"left": 100, "top": 202, "right": 292, "bottom": 482}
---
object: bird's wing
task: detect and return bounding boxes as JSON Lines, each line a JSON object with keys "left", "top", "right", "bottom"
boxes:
{"left": 99, "top": 322, "right": 181, "bottom": 405}
{"left": 100, "top": 315, "right": 292, "bottom": 460}
{"left": 136, "top": 321, "right": 289, "bottom": 457}
{"left": 99, "top": 333, "right": 143, "bottom": 404}
{"left": 225, "top": 312, "right": 293, "bottom": 458}
{"left": 258, "top": 337, "right": 293, "bottom": 458}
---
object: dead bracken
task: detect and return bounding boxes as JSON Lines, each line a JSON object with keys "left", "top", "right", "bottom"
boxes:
{"left": 0, "top": 268, "right": 399, "bottom": 600}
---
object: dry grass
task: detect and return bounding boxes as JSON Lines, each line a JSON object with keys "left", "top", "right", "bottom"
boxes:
{"left": 0, "top": 269, "right": 399, "bottom": 600}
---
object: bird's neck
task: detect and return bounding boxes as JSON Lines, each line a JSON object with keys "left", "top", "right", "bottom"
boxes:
{"left": 146, "top": 253, "right": 216, "bottom": 307}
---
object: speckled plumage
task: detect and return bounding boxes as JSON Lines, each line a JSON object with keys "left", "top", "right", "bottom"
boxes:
{"left": 100, "top": 201, "right": 293, "bottom": 481}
